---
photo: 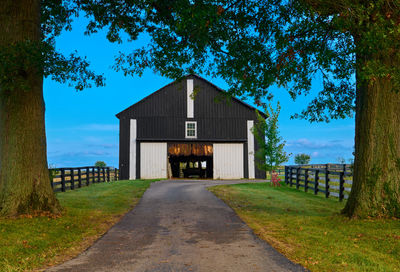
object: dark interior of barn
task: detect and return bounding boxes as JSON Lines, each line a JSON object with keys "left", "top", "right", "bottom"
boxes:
{"left": 167, "top": 143, "right": 213, "bottom": 179}
{"left": 169, "top": 156, "right": 213, "bottom": 178}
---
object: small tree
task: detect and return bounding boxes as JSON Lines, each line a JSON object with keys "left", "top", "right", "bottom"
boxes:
{"left": 294, "top": 154, "right": 311, "bottom": 165}
{"left": 95, "top": 161, "right": 106, "bottom": 167}
{"left": 253, "top": 102, "right": 289, "bottom": 180}
{"left": 337, "top": 157, "right": 346, "bottom": 164}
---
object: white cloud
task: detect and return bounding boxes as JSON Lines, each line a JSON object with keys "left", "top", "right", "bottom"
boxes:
{"left": 311, "top": 151, "right": 319, "bottom": 157}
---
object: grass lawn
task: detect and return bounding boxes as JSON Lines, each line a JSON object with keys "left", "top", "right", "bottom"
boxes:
{"left": 0, "top": 179, "right": 156, "bottom": 272}
{"left": 209, "top": 182, "right": 400, "bottom": 272}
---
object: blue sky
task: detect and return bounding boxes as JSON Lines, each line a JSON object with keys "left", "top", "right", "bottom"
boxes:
{"left": 44, "top": 17, "right": 355, "bottom": 168}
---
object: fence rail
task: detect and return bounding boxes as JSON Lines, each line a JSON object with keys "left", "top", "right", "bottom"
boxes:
{"left": 50, "top": 166, "right": 119, "bottom": 193}
{"left": 284, "top": 164, "right": 353, "bottom": 201}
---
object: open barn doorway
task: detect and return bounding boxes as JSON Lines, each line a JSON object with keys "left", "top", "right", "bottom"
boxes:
{"left": 167, "top": 143, "right": 213, "bottom": 179}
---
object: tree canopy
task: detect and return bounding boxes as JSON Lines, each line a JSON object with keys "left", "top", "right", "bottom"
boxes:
{"left": 95, "top": 161, "right": 107, "bottom": 167}
{"left": 109, "top": 0, "right": 399, "bottom": 121}
{"left": 294, "top": 154, "right": 311, "bottom": 165}
{"left": 4, "top": 1, "right": 398, "bottom": 115}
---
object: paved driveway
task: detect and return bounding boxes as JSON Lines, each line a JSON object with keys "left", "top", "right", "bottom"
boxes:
{"left": 48, "top": 180, "right": 305, "bottom": 272}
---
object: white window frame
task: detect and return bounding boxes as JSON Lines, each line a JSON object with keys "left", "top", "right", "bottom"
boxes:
{"left": 185, "top": 121, "right": 197, "bottom": 139}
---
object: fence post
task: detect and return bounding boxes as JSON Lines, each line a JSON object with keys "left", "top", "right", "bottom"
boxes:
{"left": 86, "top": 167, "right": 90, "bottom": 186}
{"left": 70, "top": 168, "right": 75, "bottom": 190}
{"left": 94, "top": 167, "right": 97, "bottom": 183}
{"left": 339, "top": 171, "right": 345, "bottom": 201}
{"left": 304, "top": 169, "right": 309, "bottom": 192}
{"left": 325, "top": 169, "right": 330, "bottom": 198}
{"left": 284, "top": 166, "right": 288, "bottom": 184}
{"left": 296, "top": 168, "right": 300, "bottom": 189}
{"left": 78, "top": 168, "right": 82, "bottom": 188}
{"left": 91, "top": 167, "right": 94, "bottom": 183}
{"left": 289, "top": 167, "right": 293, "bottom": 186}
{"left": 60, "top": 168, "right": 66, "bottom": 192}
{"left": 107, "top": 167, "right": 110, "bottom": 182}
{"left": 314, "top": 169, "right": 319, "bottom": 195}
{"left": 97, "top": 167, "right": 100, "bottom": 182}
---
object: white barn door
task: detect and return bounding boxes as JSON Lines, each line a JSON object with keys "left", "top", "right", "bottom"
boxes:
{"left": 213, "top": 143, "right": 244, "bottom": 179}
{"left": 140, "top": 143, "right": 167, "bottom": 179}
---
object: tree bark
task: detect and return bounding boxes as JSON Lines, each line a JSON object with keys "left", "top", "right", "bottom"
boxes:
{"left": 343, "top": 54, "right": 400, "bottom": 218}
{"left": 0, "top": 0, "right": 60, "bottom": 216}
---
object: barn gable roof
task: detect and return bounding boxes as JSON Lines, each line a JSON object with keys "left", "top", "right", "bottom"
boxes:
{"left": 116, "top": 74, "right": 267, "bottom": 119}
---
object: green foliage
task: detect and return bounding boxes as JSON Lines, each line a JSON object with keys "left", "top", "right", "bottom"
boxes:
{"left": 104, "top": 1, "right": 398, "bottom": 122}
{"left": 2, "top": 1, "right": 399, "bottom": 119}
{"left": 294, "top": 153, "right": 311, "bottom": 165}
{"left": 94, "top": 161, "right": 106, "bottom": 167}
{"left": 210, "top": 183, "right": 400, "bottom": 272}
{"left": 252, "top": 102, "right": 289, "bottom": 173}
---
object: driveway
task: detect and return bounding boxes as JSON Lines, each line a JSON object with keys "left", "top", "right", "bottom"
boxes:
{"left": 48, "top": 180, "right": 305, "bottom": 272}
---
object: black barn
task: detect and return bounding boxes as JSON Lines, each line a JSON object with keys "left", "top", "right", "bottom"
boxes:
{"left": 116, "top": 75, "right": 266, "bottom": 180}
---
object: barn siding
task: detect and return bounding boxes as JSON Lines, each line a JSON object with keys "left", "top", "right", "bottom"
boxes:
{"left": 135, "top": 117, "right": 248, "bottom": 140}
{"left": 194, "top": 77, "right": 256, "bottom": 119}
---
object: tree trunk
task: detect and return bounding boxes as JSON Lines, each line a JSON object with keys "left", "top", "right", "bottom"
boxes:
{"left": 0, "top": 0, "right": 60, "bottom": 216}
{"left": 343, "top": 54, "right": 400, "bottom": 218}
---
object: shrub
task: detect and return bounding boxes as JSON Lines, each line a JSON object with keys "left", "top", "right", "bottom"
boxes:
{"left": 95, "top": 161, "right": 106, "bottom": 167}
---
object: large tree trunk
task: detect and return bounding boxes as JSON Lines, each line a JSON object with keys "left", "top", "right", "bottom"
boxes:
{"left": 0, "top": 0, "right": 60, "bottom": 216}
{"left": 343, "top": 55, "right": 400, "bottom": 218}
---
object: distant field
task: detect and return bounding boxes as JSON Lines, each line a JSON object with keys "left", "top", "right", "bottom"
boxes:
{"left": 209, "top": 182, "right": 400, "bottom": 272}
{"left": 0, "top": 179, "right": 156, "bottom": 272}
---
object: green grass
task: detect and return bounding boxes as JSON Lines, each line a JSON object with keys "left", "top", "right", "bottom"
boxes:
{"left": 0, "top": 179, "right": 156, "bottom": 272}
{"left": 209, "top": 182, "right": 400, "bottom": 272}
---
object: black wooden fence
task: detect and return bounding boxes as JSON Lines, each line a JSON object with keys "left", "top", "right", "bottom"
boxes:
{"left": 284, "top": 164, "right": 353, "bottom": 201}
{"left": 50, "top": 167, "right": 120, "bottom": 192}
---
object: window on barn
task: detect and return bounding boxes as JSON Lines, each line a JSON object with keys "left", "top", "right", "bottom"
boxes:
{"left": 185, "top": 121, "right": 197, "bottom": 138}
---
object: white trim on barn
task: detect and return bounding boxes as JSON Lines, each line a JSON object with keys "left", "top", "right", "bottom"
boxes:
{"left": 247, "top": 120, "right": 255, "bottom": 179}
{"left": 140, "top": 142, "right": 168, "bottom": 179}
{"left": 129, "top": 119, "right": 137, "bottom": 180}
{"left": 187, "top": 79, "right": 194, "bottom": 118}
{"left": 213, "top": 143, "right": 244, "bottom": 179}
